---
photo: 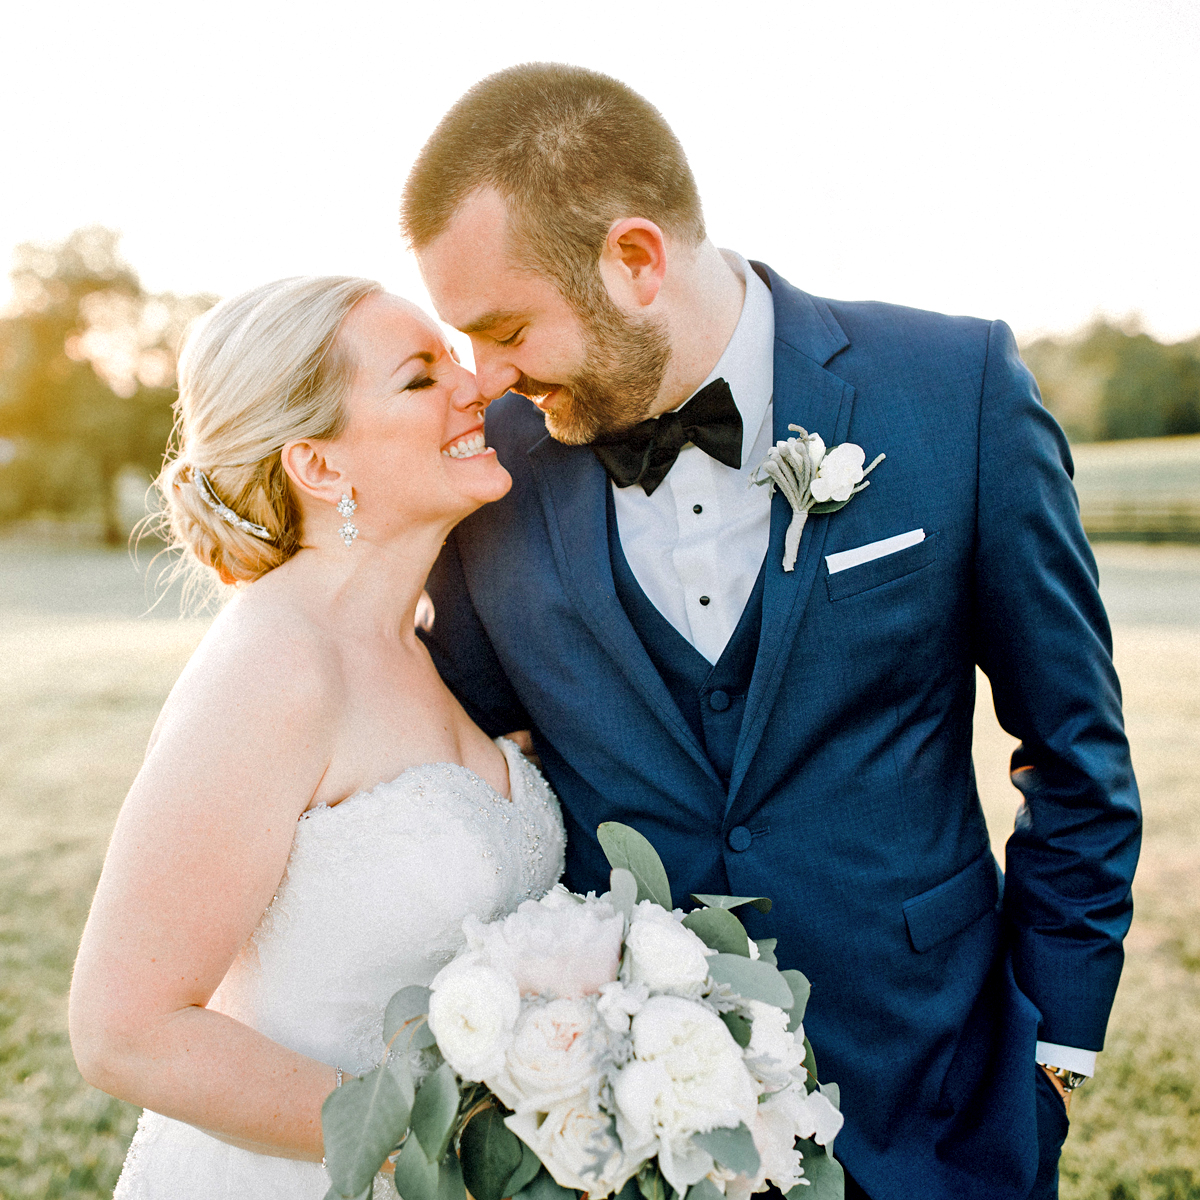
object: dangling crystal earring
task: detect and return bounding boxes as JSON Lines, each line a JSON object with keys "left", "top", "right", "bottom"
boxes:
{"left": 336, "top": 493, "right": 358, "bottom": 547}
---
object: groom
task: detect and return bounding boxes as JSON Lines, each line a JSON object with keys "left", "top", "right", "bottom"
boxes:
{"left": 402, "top": 64, "right": 1140, "bottom": 1200}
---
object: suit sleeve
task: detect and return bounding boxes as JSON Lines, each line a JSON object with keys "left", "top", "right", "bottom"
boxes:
{"left": 973, "top": 319, "right": 1141, "bottom": 1052}
{"left": 419, "top": 528, "right": 531, "bottom": 738}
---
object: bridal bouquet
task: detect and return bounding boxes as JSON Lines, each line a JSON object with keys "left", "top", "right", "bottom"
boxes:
{"left": 321, "top": 824, "right": 844, "bottom": 1200}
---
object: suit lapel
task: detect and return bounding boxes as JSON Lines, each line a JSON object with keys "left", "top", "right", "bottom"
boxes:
{"left": 726, "top": 267, "right": 855, "bottom": 807}
{"left": 526, "top": 436, "right": 722, "bottom": 786}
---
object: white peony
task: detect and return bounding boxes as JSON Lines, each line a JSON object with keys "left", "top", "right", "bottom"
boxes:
{"left": 624, "top": 902, "right": 713, "bottom": 997}
{"left": 494, "top": 997, "right": 604, "bottom": 1113}
{"left": 465, "top": 888, "right": 624, "bottom": 1000}
{"left": 612, "top": 995, "right": 759, "bottom": 1192}
{"left": 809, "top": 442, "right": 866, "bottom": 504}
{"left": 743, "top": 1000, "right": 806, "bottom": 1091}
{"left": 427, "top": 954, "right": 520, "bottom": 1081}
{"left": 506, "top": 1096, "right": 643, "bottom": 1198}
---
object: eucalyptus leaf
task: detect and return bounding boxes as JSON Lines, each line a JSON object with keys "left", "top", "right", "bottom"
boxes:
{"left": 682, "top": 906, "right": 750, "bottom": 956}
{"left": 636, "top": 1162, "right": 671, "bottom": 1200}
{"left": 803, "top": 1036, "right": 819, "bottom": 1092}
{"left": 438, "top": 1146, "right": 468, "bottom": 1200}
{"left": 505, "top": 1140, "right": 543, "bottom": 1197}
{"left": 410, "top": 1063, "right": 460, "bottom": 1163}
{"left": 686, "top": 1179, "right": 725, "bottom": 1200}
{"left": 690, "top": 893, "right": 773, "bottom": 914}
{"left": 394, "top": 1131, "right": 439, "bottom": 1200}
{"left": 780, "top": 969, "right": 811, "bottom": 1031}
{"left": 384, "top": 985, "right": 436, "bottom": 1051}
{"left": 608, "top": 867, "right": 638, "bottom": 923}
{"left": 387, "top": 1049, "right": 416, "bottom": 1113}
{"left": 693, "top": 1122, "right": 760, "bottom": 1176}
{"left": 597, "top": 822, "right": 672, "bottom": 910}
{"left": 720, "top": 1009, "right": 752, "bottom": 1048}
{"left": 322, "top": 1185, "right": 371, "bottom": 1200}
{"left": 808, "top": 498, "right": 851, "bottom": 515}
{"left": 614, "top": 1176, "right": 642, "bottom": 1200}
{"left": 753, "top": 938, "right": 778, "bottom": 966}
{"left": 820, "top": 1081, "right": 841, "bottom": 1113}
{"left": 322, "top": 1064, "right": 411, "bottom": 1198}
{"left": 707, "top": 954, "right": 794, "bottom": 1008}
{"left": 459, "top": 1104, "right": 524, "bottom": 1200}
{"left": 514, "top": 1167, "right": 579, "bottom": 1200}
{"left": 790, "top": 1140, "right": 845, "bottom": 1199}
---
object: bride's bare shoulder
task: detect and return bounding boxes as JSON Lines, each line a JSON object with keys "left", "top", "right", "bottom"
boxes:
{"left": 148, "top": 582, "right": 341, "bottom": 760}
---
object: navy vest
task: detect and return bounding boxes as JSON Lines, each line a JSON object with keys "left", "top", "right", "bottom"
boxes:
{"left": 605, "top": 488, "right": 766, "bottom": 787}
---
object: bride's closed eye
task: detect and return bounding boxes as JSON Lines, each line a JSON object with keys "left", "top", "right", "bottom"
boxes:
{"left": 404, "top": 374, "right": 436, "bottom": 391}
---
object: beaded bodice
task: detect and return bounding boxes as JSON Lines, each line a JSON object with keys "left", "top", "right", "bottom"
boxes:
{"left": 207, "top": 738, "right": 565, "bottom": 1076}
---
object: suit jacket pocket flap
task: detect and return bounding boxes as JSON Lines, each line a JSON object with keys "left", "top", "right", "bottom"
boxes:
{"left": 903, "top": 850, "right": 1000, "bottom": 953}
{"left": 826, "top": 531, "right": 938, "bottom": 601}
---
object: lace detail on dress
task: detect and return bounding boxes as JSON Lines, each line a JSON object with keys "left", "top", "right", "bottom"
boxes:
{"left": 113, "top": 738, "right": 564, "bottom": 1199}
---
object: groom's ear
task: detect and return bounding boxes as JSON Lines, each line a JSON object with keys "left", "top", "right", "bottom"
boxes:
{"left": 599, "top": 218, "right": 667, "bottom": 310}
{"left": 281, "top": 439, "right": 346, "bottom": 506}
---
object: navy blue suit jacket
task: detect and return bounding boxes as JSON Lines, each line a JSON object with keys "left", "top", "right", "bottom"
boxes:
{"left": 420, "top": 265, "right": 1141, "bottom": 1199}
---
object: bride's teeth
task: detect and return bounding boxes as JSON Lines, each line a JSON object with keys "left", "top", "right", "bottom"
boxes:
{"left": 442, "top": 432, "right": 488, "bottom": 459}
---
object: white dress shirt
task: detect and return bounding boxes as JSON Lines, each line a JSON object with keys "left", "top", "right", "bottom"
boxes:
{"left": 612, "top": 249, "right": 1094, "bottom": 1079}
{"left": 613, "top": 251, "right": 775, "bottom": 664}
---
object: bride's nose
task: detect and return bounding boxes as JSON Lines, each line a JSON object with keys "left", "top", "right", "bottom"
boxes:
{"left": 448, "top": 363, "right": 489, "bottom": 413}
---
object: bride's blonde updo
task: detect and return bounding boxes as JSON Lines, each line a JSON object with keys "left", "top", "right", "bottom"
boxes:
{"left": 155, "top": 275, "right": 382, "bottom": 585}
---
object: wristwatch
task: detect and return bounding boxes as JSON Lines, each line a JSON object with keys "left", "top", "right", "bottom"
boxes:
{"left": 1039, "top": 1062, "right": 1089, "bottom": 1093}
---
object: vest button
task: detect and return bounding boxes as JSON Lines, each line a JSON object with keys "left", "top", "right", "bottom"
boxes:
{"left": 728, "top": 825, "right": 752, "bottom": 852}
{"left": 699, "top": 595, "right": 710, "bottom": 606}
{"left": 709, "top": 689, "right": 731, "bottom": 712}
{"left": 693, "top": 504, "right": 703, "bottom": 514}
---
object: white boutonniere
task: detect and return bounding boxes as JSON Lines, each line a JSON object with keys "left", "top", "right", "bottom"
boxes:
{"left": 751, "top": 425, "right": 886, "bottom": 571}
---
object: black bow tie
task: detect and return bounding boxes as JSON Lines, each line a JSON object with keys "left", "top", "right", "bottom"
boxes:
{"left": 590, "top": 378, "right": 743, "bottom": 495}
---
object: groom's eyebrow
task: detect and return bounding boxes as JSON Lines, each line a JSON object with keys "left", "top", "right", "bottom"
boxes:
{"left": 457, "top": 310, "right": 523, "bottom": 335}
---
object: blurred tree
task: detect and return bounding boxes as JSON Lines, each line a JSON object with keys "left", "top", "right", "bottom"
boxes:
{"left": 0, "top": 227, "right": 213, "bottom": 541}
{"left": 1023, "top": 320, "right": 1200, "bottom": 443}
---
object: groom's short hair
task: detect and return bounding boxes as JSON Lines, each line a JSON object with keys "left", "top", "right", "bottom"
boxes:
{"left": 401, "top": 63, "right": 705, "bottom": 311}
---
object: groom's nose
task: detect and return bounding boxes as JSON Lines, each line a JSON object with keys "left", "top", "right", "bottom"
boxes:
{"left": 471, "top": 340, "right": 520, "bottom": 401}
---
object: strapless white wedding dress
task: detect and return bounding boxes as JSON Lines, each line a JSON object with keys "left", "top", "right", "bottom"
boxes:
{"left": 113, "top": 738, "right": 565, "bottom": 1199}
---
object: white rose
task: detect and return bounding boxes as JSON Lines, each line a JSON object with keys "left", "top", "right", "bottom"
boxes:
{"left": 809, "top": 442, "right": 866, "bottom": 503}
{"left": 427, "top": 954, "right": 520, "bottom": 1082}
{"left": 614, "top": 995, "right": 758, "bottom": 1154}
{"left": 465, "top": 889, "right": 624, "bottom": 1000}
{"left": 494, "top": 997, "right": 603, "bottom": 1113}
{"left": 506, "top": 1096, "right": 642, "bottom": 1198}
{"left": 743, "top": 1000, "right": 805, "bottom": 1091}
{"left": 597, "top": 979, "right": 649, "bottom": 1032}
{"left": 624, "top": 902, "right": 713, "bottom": 997}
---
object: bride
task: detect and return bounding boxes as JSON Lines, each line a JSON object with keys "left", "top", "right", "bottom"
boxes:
{"left": 68, "top": 276, "right": 565, "bottom": 1198}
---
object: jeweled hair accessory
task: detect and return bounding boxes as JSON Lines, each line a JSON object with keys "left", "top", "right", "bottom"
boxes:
{"left": 193, "top": 471, "right": 276, "bottom": 542}
{"left": 336, "top": 493, "right": 358, "bottom": 547}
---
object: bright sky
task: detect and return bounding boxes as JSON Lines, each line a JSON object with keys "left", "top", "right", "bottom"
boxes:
{"left": 2, "top": 0, "right": 1198, "bottom": 353}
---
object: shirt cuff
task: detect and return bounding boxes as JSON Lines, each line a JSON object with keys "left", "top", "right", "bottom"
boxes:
{"left": 1036, "top": 1041, "right": 1097, "bottom": 1077}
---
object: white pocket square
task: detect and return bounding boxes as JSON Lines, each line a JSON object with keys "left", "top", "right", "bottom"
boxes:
{"left": 825, "top": 529, "right": 925, "bottom": 575}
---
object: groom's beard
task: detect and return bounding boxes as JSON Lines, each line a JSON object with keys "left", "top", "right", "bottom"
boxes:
{"left": 512, "top": 298, "right": 672, "bottom": 446}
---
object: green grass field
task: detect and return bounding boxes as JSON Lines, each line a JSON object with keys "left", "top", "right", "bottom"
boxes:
{"left": 1, "top": 540, "right": 1197, "bottom": 1199}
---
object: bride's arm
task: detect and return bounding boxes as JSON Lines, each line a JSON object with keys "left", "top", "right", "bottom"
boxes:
{"left": 69, "top": 616, "right": 341, "bottom": 1162}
